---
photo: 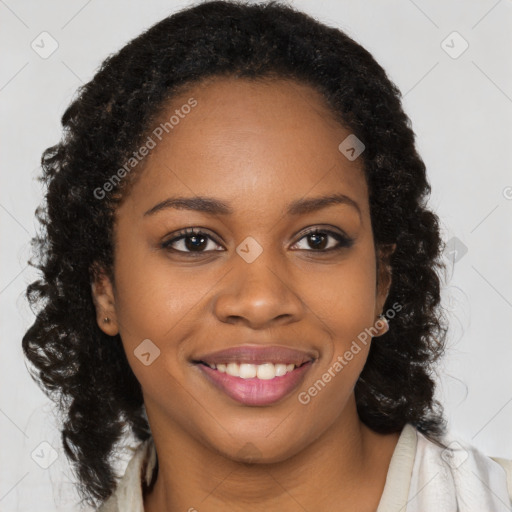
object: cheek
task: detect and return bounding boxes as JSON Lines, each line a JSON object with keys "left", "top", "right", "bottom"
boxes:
{"left": 114, "top": 257, "right": 206, "bottom": 343}
{"left": 307, "top": 251, "right": 378, "bottom": 343}
{"left": 293, "top": 256, "right": 377, "bottom": 425}
{"left": 112, "top": 257, "right": 205, "bottom": 398}
{"left": 299, "top": 247, "right": 377, "bottom": 398}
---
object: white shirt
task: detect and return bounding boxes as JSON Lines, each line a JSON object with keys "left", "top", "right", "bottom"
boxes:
{"left": 98, "top": 423, "right": 512, "bottom": 511}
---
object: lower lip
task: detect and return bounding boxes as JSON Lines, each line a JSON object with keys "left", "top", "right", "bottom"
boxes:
{"left": 196, "top": 361, "right": 313, "bottom": 406}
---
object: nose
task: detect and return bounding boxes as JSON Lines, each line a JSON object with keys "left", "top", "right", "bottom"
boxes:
{"left": 212, "top": 248, "right": 305, "bottom": 329}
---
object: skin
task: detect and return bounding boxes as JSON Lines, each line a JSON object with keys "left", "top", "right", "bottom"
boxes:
{"left": 92, "top": 76, "right": 399, "bottom": 512}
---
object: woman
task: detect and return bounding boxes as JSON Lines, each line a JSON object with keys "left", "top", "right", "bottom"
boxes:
{"left": 22, "top": 1, "right": 511, "bottom": 511}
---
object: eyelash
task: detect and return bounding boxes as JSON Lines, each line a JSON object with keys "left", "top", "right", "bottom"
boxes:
{"left": 161, "top": 227, "right": 354, "bottom": 256}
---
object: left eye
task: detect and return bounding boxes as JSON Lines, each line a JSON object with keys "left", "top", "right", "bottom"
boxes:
{"left": 292, "top": 229, "right": 353, "bottom": 251}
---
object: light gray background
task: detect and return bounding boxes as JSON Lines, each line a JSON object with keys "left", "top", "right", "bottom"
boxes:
{"left": 1, "top": 0, "right": 511, "bottom": 510}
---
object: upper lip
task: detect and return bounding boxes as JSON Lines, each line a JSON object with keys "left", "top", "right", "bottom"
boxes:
{"left": 192, "top": 345, "right": 317, "bottom": 366}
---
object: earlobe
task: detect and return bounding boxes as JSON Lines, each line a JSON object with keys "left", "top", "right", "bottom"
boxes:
{"left": 90, "top": 272, "right": 119, "bottom": 336}
{"left": 372, "top": 314, "right": 390, "bottom": 337}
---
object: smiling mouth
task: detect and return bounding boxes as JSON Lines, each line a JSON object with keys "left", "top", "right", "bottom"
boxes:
{"left": 194, "top": 360, "right": 314, "bottom": 406}
{"left": 196, "top": 361, "right": 307, "bottom": 380}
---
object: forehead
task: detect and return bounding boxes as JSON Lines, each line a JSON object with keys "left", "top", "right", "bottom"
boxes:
{"left": 121, "top": 76, "right": 369, "bottom": 219}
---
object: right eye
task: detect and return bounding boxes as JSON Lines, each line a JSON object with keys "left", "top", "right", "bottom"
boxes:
{"left": 161, "top": 228, "right": 224, "bottom": 255}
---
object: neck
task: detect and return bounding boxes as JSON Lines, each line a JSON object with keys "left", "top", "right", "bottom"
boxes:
{"left": 143, "top": 396, "right": 400, "bottom": 512}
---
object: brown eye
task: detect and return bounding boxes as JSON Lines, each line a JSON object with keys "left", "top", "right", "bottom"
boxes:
{"left": 162, "top": 228, "right": 223, "bottom": 254}
{"left": 292, "top": 228, "right": 354, "bottom": 252}
{"left": 162, "top": 227, "right": 354, "bottom": 257}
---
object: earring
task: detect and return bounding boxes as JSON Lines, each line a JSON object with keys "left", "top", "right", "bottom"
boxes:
{"left": 103, "top": 317, "right": 111, "bottom": 324}
{"left": 375, "top": 314, "right": 389, "bottom": 336}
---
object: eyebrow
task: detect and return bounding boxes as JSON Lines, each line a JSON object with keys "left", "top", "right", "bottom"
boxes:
{"left": 143, "top": 193, "right": 361, "bottom": 219}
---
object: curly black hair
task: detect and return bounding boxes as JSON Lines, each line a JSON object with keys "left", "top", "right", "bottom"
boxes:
{"left": 22, "top": 0, "right": 449, "bottom": 508}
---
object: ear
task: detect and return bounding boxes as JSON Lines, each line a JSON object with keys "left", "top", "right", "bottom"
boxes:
{"left": 90, "top": 265, "right": 119, "bottom": 336}
{"left": 375, "top": 243, "right": 396, "bottom": 316}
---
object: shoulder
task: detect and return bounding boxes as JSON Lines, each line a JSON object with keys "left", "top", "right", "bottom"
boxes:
{"left": 407, "top": 426, "right": 512, "bottom": 510}
{"left": 489, "top": 456, "right": 512, "bottom": 503}
{"left": 97, "top": 437, "right": 156, "bottom": 512}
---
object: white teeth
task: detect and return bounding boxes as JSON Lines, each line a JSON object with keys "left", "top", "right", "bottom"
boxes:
{"left": 257, "top": 363, "right": 275, "bottom": 380}
{"left": 274, "top": 364, "right": 287, "bottom": 377}
{"left": 239, "top": 364, "right": 257, "bottom": 379}
{"left": 210, "top": 362, "right": 298, "bottom": 379}
{"left": 226, "top": 363, "right": 239, "bottom": 377}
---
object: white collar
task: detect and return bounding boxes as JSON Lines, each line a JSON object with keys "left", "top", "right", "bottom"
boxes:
{"left": 98, "top": 423, "right": 512, "bottom": 511}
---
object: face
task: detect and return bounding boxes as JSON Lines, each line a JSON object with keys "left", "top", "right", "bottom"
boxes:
{"left": 92, "top": 77, "right": 392, "bottom": 462}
